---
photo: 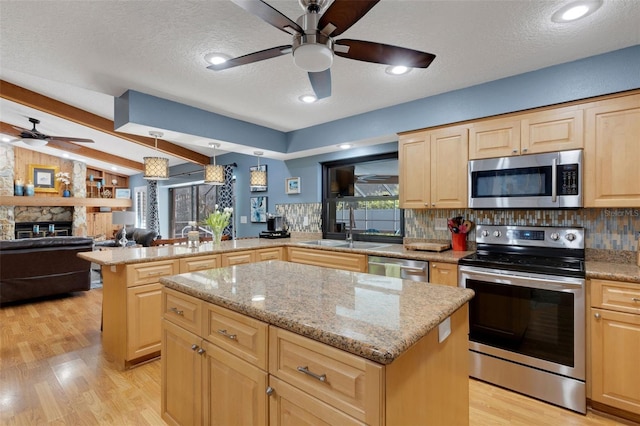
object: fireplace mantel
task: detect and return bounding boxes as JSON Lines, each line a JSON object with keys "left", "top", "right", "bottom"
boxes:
{"left": 0, "top": 196, "right": 132, "bottom": 208}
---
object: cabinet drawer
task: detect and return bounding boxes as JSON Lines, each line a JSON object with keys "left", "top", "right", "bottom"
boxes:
{"left": 179, "top": 254, "right": 221, "bottom": 272}
{"left": 203, "top": 303, "right": 268, "bottom": 370}
{"left": 287, "top": 247, "right": 367, "bottom": 272}
{"left": 269, "top": 327, "right": 383, "bottom": 425}
{"left": 163, "top": 288, "right": 203, "bottom": 335}
{"left": 591, "top": 279, "right": 640, "bottom": 314}
{"left": 126, "top": 260, "right": 179, "bottom": 287}
{"left": 222, "top": 250, "right": 255, "bottom": 266}
{"left": 255, "top": 247, "right": 284, "bottom": 261}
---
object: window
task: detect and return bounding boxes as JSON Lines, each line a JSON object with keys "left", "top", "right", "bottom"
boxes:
{"left": 133, "top": 186, "right": 147, "bottom": 228}
{"left": 169, "top": 184, "right": 219, "bottom": 238}
{"left": 322, "top": 152, "right": 403, "bottom": 244}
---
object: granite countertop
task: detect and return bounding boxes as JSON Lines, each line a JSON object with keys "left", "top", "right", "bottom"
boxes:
{"left": 586, "top": 261, "right": 640, "bottom": 283}
{"left": 160, "top": 260, "right": 475, "bottom": 365}
{"left": 78, "top": 237, "right": 474, "bottom": 266}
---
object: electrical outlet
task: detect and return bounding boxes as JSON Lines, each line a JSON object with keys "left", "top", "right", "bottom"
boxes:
{"left": 240, "top": 216, "right": 247, "bottom": 224}
{"left": 435, "top": 218, "right": 447, "bottom": 230}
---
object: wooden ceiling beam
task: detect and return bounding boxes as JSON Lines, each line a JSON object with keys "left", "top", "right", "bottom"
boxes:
{"left": 0, "top": 80, "right": 209, "bottom": 165}
{"left": 0, "top": 121, "right": 145, "bottom": 171}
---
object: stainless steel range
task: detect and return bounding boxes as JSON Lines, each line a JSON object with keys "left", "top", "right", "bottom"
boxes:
{"left": 458, "top": 224, "right": 586, "bottom": 414}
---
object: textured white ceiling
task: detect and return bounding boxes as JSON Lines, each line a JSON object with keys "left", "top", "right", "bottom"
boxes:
{"left": 1, "top": 0, "right": 639, "bottom": 174}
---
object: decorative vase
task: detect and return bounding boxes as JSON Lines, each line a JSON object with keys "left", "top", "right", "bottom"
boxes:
{"left": 14, "top": 180, "right": 24, "bottom": 196}
{"left": 63, "top": 189, "right": 71, "bottom": 197}
{"left": 451, "top": 232, "right": 467, "bottom": 251}
{"left": 212, "top": 230, "right": 223, "bottom": 248}
{"left": 25, "top": 182, "right": 35, "bottom": 196}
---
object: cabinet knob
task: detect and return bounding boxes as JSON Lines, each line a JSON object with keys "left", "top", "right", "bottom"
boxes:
{"left": 432, "top": 264, "right": 437, "bottom": 268}
{"left": 266, "top": 386, "right": 274, "bottom": 396}
{"left": 594, "top": 313, "right": 601, "bottom": 319}
{"left": 632, "top": 298, "right": 640, "bottom": 302}
{"left": 197, "top": 348, "right": 206, "bottom": 355}
{"left": 522, "top": 148, "right": 528, "bottom": 153}
{"left": 191, "top": 344, "right": 199, "bottom": 351}
{"left": 431, "top": 203, "right": 435, "bottom": 207}
{"left": 512, "top": 149, "right": 518, "bottom": 153}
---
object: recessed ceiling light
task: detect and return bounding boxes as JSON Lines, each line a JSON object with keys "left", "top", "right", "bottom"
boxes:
{"left": 204, "top": 52, "right": 230, "bottom": 65}
{"left": 551, "top": 0, "right": 602, "bottom": 23}
{"left": 299, "top": 94, "right": 317, "bottom": 103}
{"left": 386, "top": 65, "right": 411, "bottom": 75}
{"left": 338, "top": 143, "right": 352, "bottom": 150}
{"left": 111, "top": 166, "right": 118, "bottom": 171}
{"left": 62, "top": 153, "right": 70, "bottom": 158}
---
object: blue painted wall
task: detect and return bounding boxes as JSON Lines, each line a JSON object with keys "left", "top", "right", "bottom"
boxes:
{"left": 126, "top": 45, "right": 640, "bottom": 238}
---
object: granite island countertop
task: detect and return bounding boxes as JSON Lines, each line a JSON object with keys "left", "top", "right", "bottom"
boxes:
{"left": 79, "top": 237, "right": 473, "bottom": 266}
{"left": 160, "top": 260, "right": 475, "bottom": 365}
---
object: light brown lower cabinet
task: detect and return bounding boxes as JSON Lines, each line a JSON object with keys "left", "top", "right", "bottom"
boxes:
{"left": 430, "top": 261, "right": 458, "bottom": 286}
{"left": 590, "top": 279, "right": 640, "bottom": 418}
{"left": 161, "top": 288, "right": 469, "bottom": 425}
{"left": 287, "top": 247, "right": 367, "bottom": 272}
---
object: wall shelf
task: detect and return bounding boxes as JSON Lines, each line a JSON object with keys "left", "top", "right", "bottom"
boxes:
{"left": 0, "top": 196, "right": 132, "bottom": 208}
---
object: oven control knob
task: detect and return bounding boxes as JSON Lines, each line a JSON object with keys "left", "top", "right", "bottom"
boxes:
{"left": 565, "top": 233, "right": 576, "bottom": 242}
{"left": 493, "top": 230, "right": 501, "bottom": 238}
{"left": 481, "top": 230, "right": 490, "bottom": 238}
{"left": 550, "top": 232, "right": 560, "bottom": 241}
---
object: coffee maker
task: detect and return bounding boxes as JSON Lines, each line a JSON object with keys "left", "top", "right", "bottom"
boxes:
{"left": 260, "top": 213, "right": 290, "bottom": 239}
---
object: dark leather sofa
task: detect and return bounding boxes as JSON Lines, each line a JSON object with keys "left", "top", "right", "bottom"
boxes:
{"left": 0, "top": 236, "right": 94, "bottom": 305}
{"left": 95, "top": 227, "right": 159, "bottom": 248}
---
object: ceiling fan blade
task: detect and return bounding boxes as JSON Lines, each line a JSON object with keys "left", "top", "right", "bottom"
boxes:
{"left": 335, "top": 39, "right": 436, "bottom": 68}
{"left": 208, "top": 45, "right": 292, "bottom": 71}
{"left": 48, "top": 136, "right": 94, "bottom": 143}
{"left": 318, "top": 0, "right": 379, "bottom": 37}
{"left": 308, "top": 69, "right": 331, "bottom": 100}
{"left": 230, "top": 0, "right": 303, "bottom": 35}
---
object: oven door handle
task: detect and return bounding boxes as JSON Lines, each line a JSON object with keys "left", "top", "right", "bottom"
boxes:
{"left": 460, "top": 267, "right": 584, "bottom": 291}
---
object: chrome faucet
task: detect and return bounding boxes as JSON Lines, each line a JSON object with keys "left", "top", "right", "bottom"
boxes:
{"left": 346, "top": 204, "right": 355, "bottom": 246}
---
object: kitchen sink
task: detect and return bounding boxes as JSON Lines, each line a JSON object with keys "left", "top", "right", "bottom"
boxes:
{"left": 298, "top": 240, "right": 390, "bottom": 250}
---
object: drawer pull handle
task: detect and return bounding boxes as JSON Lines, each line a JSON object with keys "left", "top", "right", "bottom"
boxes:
{"left": 217, "top": 329, "right": 237, "bottom": 340}
{"left": 633, "top": 298, "right": 640, "bottom": 302}
{"left": 297, "top": 366, "right": 327, "bottom": 382}
{"left": 169, "top": 307, "right": 184, "bottom": 316}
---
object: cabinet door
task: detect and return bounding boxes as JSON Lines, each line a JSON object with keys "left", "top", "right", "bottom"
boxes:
{"left": 222, "top": 250, "right": 256, "bottom": 266}
{"left": 127, "top": 283, "right": 163, "bottom": 359}
{"left": 161, "top": 320, "right": 202, "bottom": 426}
{"left": 399, "top": 132, "right": 430, "bottom": 208}
{"left": 202, "top": 341, "right": 268, "bottom": 426}
{"left": 520, "top": 107, "right": 584, "bottom": 154}
{"left": 430, "top": 262, "right": 458, "bottom": 286}
{"left": 591, "top": 308, "right": 640, "bottom": 414}
{"left": 585, "top": 94, "right": 640, "bottom": 207}
{"left": 430, "top": 126, "right": 468, "bottom": 209}
{"left": 269, "top": 376, "right": 364, "bottom": 426}
{"left": 469, "top": 117, "right": 521, "bottom": 159}
{"left": 255, "top": 247, "right": 284, "bottom": 261}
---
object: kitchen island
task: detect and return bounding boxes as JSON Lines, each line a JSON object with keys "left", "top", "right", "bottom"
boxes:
{"left": 159, "top": 260, "right": 474, "bottom": 425}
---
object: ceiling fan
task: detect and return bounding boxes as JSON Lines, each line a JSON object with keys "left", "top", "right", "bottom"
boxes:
{"left": 11, "top": 117, "right": 95, "bottom": 147}
{"left": 208, "top": 0, "right": 436, "bottom": 99}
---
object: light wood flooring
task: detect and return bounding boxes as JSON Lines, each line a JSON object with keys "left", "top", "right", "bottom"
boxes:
{"left": 0, "top": 288, "right": 637, "bottom": 425}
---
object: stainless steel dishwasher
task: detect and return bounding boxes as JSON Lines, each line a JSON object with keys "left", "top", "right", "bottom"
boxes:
{"left": 367, "top": 256, "right": 429, "bottom": 282}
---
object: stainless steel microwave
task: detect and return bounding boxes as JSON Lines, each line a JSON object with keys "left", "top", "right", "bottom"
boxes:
{"left": 468, "top": 149, "right": 583, "bottom": 209}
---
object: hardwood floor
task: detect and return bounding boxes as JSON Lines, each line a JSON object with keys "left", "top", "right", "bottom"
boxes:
{"left": 0, "top": 289, "right": 636, "bottom": 425}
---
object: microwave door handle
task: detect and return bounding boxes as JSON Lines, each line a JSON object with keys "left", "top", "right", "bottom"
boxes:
{"left": 551, "top": 157, "right": 558, "bottom": 203}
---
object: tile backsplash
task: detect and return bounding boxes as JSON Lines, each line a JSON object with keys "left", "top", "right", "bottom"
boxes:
{"left": 405, "top": 208, "right": 640, "bottom": 251}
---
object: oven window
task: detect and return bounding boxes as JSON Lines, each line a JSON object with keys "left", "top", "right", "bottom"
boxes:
{"left": 467, "top": 279, "right": 574, "bottom": 367}
{"left": 472, "top": 166, "right": 552, "bottom": 198}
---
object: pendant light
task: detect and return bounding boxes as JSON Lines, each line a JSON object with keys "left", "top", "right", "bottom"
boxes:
{"left": 250, "top": 151, "right": 267, "bottom": 186}
{"left": 204, "top": 143, "right": 225, "bottom": 185}
{"left": 143, "top": 131, "right": 169, "bottom": 180}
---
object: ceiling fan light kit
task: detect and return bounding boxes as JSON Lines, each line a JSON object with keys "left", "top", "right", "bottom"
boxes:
{"left": 12, "top": 117, "right": 95, "bottom": 147}
{"left": 144, "top": 131, "right": 170, "bottom": 180}
{"left": 210, "top": 0, "right": 435, "bottom": 100}
{"left": 22, "top": 138, "right": 48, "bottom": 147}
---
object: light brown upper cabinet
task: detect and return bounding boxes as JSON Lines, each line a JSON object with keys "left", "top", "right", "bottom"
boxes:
{"left": 584, "top": 94, "right": 640, "bottom": 207}
{"left": 399, "top": 125, "right": 468, "bottom": 209}
{"left": 469, "top": 106, "right": 584, "bottom": 160}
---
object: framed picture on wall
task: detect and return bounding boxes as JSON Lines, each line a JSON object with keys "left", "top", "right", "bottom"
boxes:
{"left": 115, "top": 188, "right": 131, "bottom": 199}
{"left": 29, "top": 164, "right": 59, "bottom": 193}
{"left": 285, "top": 177, "right": 300, "bottom": 194}
{"left": 250, "top": 196, "right": 267, "bottom": 223}
{"left": 249, "top": 164, "right": 267, "bottom": 192}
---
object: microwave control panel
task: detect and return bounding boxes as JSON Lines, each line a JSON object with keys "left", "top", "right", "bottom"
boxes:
{"left": 557, "top": 164, "right": 579, "bottom": 195}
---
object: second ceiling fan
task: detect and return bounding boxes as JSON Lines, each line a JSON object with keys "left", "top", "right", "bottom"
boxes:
{"left": 208, "top": 0, "right": 436, "bottom": 99}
